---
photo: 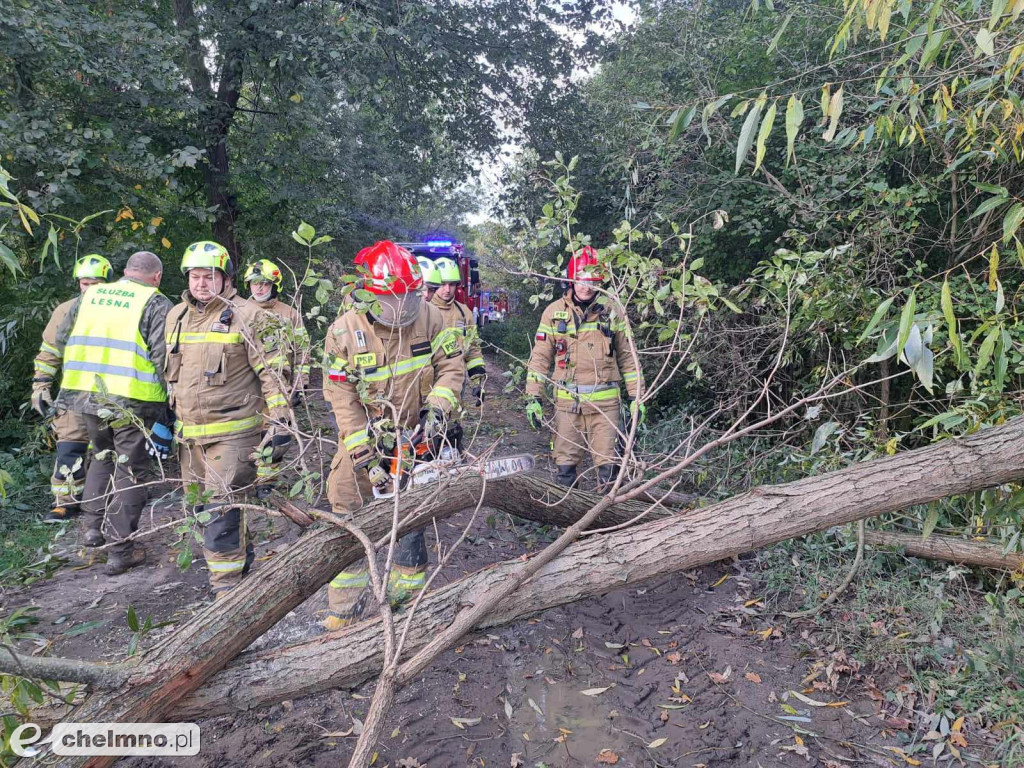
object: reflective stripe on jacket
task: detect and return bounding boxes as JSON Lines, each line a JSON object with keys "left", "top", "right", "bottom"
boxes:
{"left": 62, "top": 282, "right": 167, "bottom": 403}
{"left": 165, "top": 286, "right": 291, "bottom": 444}
{"left": 526, "top": 294, "right": 641, "bottom": 410}
{"left": 34, "top": 297, "right": 76, "bottom": 381}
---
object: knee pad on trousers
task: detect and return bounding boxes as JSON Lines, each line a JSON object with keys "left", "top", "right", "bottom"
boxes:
{"left": 555, "top": 465, "right": 578, "bottom": 487}
{"left": 393, "top": 530, "right": 428, "bottom": 569}
{"left": 55, "top": 441, "right": 89, "bottom": 480}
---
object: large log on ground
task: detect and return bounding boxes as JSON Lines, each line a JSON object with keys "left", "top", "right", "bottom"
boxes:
{"left": 864, "top": 530, "right": 1024, "bottom": 570}
{"left": 175, "top": 415, "right": 1024, "bottom": 718}
{"left": 48, "top": 469, "right": 662, "bottom": 768}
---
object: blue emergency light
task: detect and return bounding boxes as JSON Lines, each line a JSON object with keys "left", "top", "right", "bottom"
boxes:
{"left": 426, "top": 239, "right": 453, "bottom": 247}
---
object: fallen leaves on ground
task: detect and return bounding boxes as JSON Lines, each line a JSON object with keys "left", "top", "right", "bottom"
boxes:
{"left": 745, "top": 672, "right": 762, "bottom": 684}
{"left": 596, "top": 749, "right": 620, "bottom": 764}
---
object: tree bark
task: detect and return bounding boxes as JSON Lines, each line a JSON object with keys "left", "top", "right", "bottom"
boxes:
{"left": 864, "top": 530, "right": 1024, "bottom": 570}
{"left": 53, "top": 474, "right": 497, "bottom": 768}
{"left": 40, "top": 414, "right": 1024, "bottom": 763}
{"left": 171, "top": 415, "right": 1024, "bottom": 719}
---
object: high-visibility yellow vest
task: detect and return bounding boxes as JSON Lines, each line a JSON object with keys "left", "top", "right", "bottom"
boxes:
{"left": 62, "top": 282, "right": 167, "bottom": 403}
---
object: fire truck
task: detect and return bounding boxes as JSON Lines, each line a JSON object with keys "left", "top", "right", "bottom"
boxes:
{"left": 399, "top": 238, "right": 481, "bottom": 313}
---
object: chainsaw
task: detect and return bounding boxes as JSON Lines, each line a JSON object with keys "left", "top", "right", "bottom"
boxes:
{"left": 372, "top": 428, "right": 534, "bottom": 499}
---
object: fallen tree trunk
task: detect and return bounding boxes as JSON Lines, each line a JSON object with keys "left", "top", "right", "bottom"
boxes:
{"left": 45, "top": 469, "right": 667, "bottom": 768}
{"left": 864, "top": 530, "right": 1024, "bottom": 570}
{"left": 175, "top": 415, "right": 1024, "bottom": 718}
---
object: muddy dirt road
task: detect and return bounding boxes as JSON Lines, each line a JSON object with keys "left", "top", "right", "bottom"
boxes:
{"left": 5, "top": 356, "right": 915, "bottom": 767}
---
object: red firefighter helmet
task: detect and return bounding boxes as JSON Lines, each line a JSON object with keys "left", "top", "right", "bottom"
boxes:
{"left": 567, "top": 246, "right": 605, "bottom": 283}
{"left": 354, "top": 240, "right": 423, "bottom": 295}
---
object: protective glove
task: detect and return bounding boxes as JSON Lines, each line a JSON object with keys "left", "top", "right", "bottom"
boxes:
{"left": 418, "top": 407, "right": 445, "bottom": 442}
{"left": 257, "top": 427, "right": 293, "bottom": 464}
{"left": 628, "top": 399, "right": 647, "bottom": 427}
{"left": 147, "top": 422, "right": 174, "bottom": 460}
{"left": 525, "top": 398, "right": 544, "bottom": 430}
{"left": 364, "top": 458, "right": 391, "bottom": 490}
{"left": 470, "top": 375, "right": 485, "bottom": 407}
{"left": 290, "top": 389, "right": 304, "bottom": 408}
{"left": 31, "top": 387, "right": 53, "bottom": 417}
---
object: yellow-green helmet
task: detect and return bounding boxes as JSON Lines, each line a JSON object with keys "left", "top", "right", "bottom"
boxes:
{"left": 74, "top": 254, "right": 112, "bottom": 281}
{"left": 244, "top": 258, "right": 283, "bottom": 288}
{"left": 181, "top": 241, "right": 232, "bottom": 276}
{"left": 417, "top": 257, "right": 442, "bottom": 287}
{"left": 434, "top": 257, "right": 460, "bottom": 284}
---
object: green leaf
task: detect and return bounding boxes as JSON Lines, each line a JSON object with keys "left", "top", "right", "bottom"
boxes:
{"left": 754, "top": 101, "right": 777, "bottom": 173}
{"left": 768, "top": 12, "right": 793, "bottom": 54}
{"left": 976, "top": 28, "right": 995, "bottom": 57}
{"left": 668, "top": 105, "right": 696, "bottom": 143}
{"left": 735, "top": 95, "right": 765, "bottom": 174}
{"left": 858, "top": 295, "right": 894, "bottom": 344}
{"left": 989, "top": 242, "right": 1001, "bottom": 288}
{"left": 126, "top": 605, "right": 139, "bottom": 632}
{"left": 915, "top": 346, "right": 934, "bottom": 393}
{"left": 291, "top": 231, "right": 309, "bottom": 246}
{"left": 922, "top": 506, "right": 939, "bottom": 539}
{"left": 64, "top": 620, "right": 108, "bottom": 637}
{"left": 785, "top": 95, "right": 804, "bottom": 166}
{"left": 297, "top": 221, "right": 315, "bottom": 241}
{"left": 973, "top": 181, "right": 1009, "bottom": 196}
{"left": 0, "top": 242, "right": 21, "bottom": 276}
{"left": 702, "top": 94, "right": 733, "bottom": 143}
{"left": 822, "top": 87, "right": 844, "bottom": 142}
{"left": 1002, "top": 202, "right": 1024, "bottom": 243}
{"left": 974, "top": 326, "right": 999, "bottom": 379}
{"left": 969, "top": 194, "right": 1009, "bottom": 220}
{"left": 176, "top": 547, "right": 194, "bottom": 571}
{"left": 940, "top": 280, "right": 965, "bottom": 369}
{"left": 896, "top": 291, "right": 916, "bottom": 358}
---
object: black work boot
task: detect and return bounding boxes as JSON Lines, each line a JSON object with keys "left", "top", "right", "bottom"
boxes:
{"left": 44, "top": 505, "right": 80, "bottom": 524}
{"left": 555, "top": 465, "right": 578, "bottom": 488}
{"left": 83, "top": 528, "right": 105, "bottom": 548}
{"left": 104, "top": 546, "right": 146, "bottom": 576}
{"left": 596, "top": 463, "right": 619, "bottom": 492}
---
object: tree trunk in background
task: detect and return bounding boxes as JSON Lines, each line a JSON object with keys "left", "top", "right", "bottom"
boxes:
{"left": 864, "top": 530, "right": 1024, "bottom": 570}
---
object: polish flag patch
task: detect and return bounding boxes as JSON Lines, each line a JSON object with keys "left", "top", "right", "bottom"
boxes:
{"left": 328, "top": 370, "right": 347, "bottom": 382}
{"left": 535, "top": 332, "right": 547, "bottom": 341}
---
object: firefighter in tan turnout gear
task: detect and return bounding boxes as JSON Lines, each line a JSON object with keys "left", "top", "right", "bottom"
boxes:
{"left": 53, "top": 251, "right": 174, "bottom": 575}
{"left": 526, "top": 246, "right": 643, "bottom": 489}
{"left": 165, "top": 241, "right": 292, "bottom": 597}
{"left": 322, "top": 241, "right": 465, "bottom": 630}
{"left": 244, "top": 258, "right": 310, "bottom": 487}
{"left": 31, "top": 254, "right": 113, "bottom": 524}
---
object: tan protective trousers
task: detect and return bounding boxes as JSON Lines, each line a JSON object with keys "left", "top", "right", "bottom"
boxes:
{"left": 326, "top": 446, "right": 427, "bottom": 620}
{"left": 179, "top": 433, "right": 260, "bottom": 593}
{"left": 551, "top": 402, "right": 620, "bottom": 469}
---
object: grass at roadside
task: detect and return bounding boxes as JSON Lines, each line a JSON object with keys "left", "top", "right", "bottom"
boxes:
{"left": 0, "top": 419, "right": 67, "bottom": 586}
{"left": 755, "top": 531, "right": 1024, "bottom": 765}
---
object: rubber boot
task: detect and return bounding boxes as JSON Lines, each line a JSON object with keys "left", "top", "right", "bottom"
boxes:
{"left": 596, "top": 463, "right": 619, "bottom": 492}
{"left": 44, "top": 504, "right": 81, "bottom": 524}
{"left": 322, "top": 570, "right": 372, "bottom": 631}
{"left": 555, "top": 465, "right": 578, "bottom": 488}
{"left": 104, "top": 545, "right": 146, "bottom": 576}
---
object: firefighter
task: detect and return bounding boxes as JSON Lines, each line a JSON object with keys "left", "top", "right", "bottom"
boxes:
{"left": 417, "top": 257, "right": 441, "bottom": 302}
{"left": 244, "top": 258, "right": 310, "bottom": 488}
{"left": 322, "top": 240, "right": 465, "bottom": 630}
{"left": 53, "top": 251, "right": 174, "bottom": 575}
{"left": 525, "top": 246, "right": 643, "bottom": 489}
{"left": 165, "top": 241, "right": 292, "bottom": 597}
{"left": 31, "top": 254, "right": 112, "bottom": 524}
{"left": 430, "top": 257, "right": 486, "bottom": 407}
